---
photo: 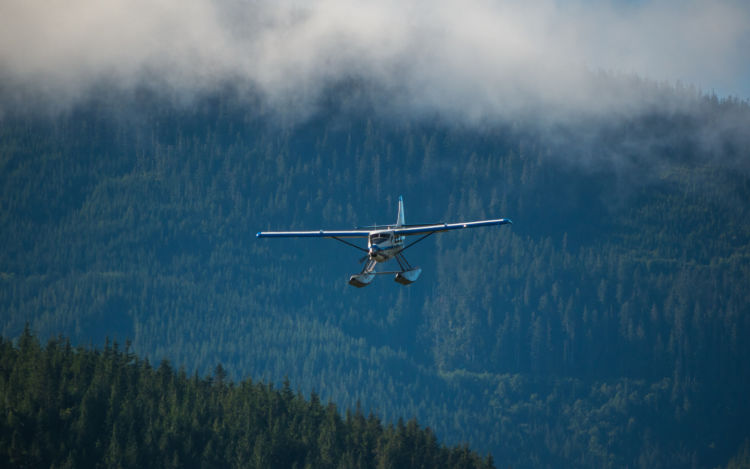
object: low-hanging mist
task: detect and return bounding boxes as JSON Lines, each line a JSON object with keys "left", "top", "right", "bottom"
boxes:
{"left": 1, "top": 0, "right": 748, "bottom": 120}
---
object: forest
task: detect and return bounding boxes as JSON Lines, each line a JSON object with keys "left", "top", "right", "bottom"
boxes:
{"left": 0, "top": 327, "right": 494, "bottom": 468}
{"left": 1, "top": 82, "right": 749, "bottom": 467}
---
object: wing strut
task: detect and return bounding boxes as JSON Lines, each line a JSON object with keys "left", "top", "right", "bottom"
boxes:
{"left": 399, "top": 231, "right": 437, "bottom": 253}
{"left": 330, "top": 236, "right": 368, "bottom": 253}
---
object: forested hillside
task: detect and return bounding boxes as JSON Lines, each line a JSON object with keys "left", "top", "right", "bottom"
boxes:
{"left": 0, "top": 328, "right": 493, "bottom": 468}
{"left": 1, "top": 85, "right": 749, "bottom": 467}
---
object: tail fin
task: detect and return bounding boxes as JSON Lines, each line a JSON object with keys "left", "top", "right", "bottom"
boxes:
{"left": 396, "top": 196, "right": 405, "bottom": 227}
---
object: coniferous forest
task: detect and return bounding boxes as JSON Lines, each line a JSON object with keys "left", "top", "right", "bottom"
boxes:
{"left": 1, "top": 82, "right": 750, "bottom": 467}
{"left": 0, "top": 328, "right": 493, "bottom": 468}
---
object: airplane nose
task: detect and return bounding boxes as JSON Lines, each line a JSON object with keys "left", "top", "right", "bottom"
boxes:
{"left": 369, "top": 245, "right": 380, "bottom": 258}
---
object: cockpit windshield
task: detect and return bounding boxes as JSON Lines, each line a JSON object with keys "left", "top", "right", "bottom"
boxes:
{"left": 370, "top": 233, "right": 391, "bottom": 244}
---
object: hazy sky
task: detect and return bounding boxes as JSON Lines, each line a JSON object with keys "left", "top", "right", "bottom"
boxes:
{"left": 1, "top": 0, "right": 748, "bottom": 119}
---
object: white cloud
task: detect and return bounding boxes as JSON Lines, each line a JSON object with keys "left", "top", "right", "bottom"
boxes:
{"left": 1, "top": 0, "right": 748, "bottom": 117}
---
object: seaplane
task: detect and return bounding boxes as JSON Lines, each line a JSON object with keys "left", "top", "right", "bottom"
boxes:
{"left": 256, "top": 196, "right": 512, "bottom": 287}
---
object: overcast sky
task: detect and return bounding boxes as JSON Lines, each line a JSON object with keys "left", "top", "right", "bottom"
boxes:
{"left": 1, "top": 0, "right": 748, "bottom": 119}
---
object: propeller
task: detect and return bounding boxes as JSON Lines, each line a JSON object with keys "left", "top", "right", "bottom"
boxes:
{"left": 359, "top": 245, "right": 379, "bottom": 263}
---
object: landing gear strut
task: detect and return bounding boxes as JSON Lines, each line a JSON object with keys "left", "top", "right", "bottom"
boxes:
{"left": 349, "top": 259, "right": 377, "bottom": 288}
{"left": 348, "top": 253, "right": 421, "bottom": 288}
{"left": 393, "top": 253, "right": 421, "bottom": 285}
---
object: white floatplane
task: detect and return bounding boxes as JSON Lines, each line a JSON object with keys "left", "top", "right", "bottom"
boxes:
{"left": 256, "top": 196, "right": 512, "bottom": 287}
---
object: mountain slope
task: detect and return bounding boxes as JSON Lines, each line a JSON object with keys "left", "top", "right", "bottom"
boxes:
{"left": 1, "top": 87, "right": 749, "bottom": 467}
{"left": 0, "top": 328, "right": 494, "bottom": 468}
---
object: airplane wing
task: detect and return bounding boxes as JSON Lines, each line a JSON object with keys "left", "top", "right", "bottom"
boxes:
{"left": 256, "top": 230, "right": 370, "bottom": 238}
{"left": 257, "top": 219, "right": 512, "bottom": 238}
{"left": 392, "top": 218, "right": 512, "bottom": 236}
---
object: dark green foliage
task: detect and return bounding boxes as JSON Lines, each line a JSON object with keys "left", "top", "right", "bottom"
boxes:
{"left": 1, "top": 87, "right": 749, "bottom": 467}
{"left": 0, "top": 331, "right": 493, "bottom": 469}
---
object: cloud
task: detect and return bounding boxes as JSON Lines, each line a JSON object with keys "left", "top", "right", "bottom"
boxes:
{"left": 0, "top": 0, "right": 748, "bottom": 119}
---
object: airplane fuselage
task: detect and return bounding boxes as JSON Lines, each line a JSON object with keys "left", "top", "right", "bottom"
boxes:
{"left": 368, "top": 230, "right": 405, "bottom": 262}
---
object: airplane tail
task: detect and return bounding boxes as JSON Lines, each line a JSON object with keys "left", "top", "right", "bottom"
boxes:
{"left": 396, "top": 196, "right": 405, "bottom": 227}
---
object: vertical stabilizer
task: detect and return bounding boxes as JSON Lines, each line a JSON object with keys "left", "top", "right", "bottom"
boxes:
{"left": 397, "top": 195, "right": 405, "bottom": 227}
